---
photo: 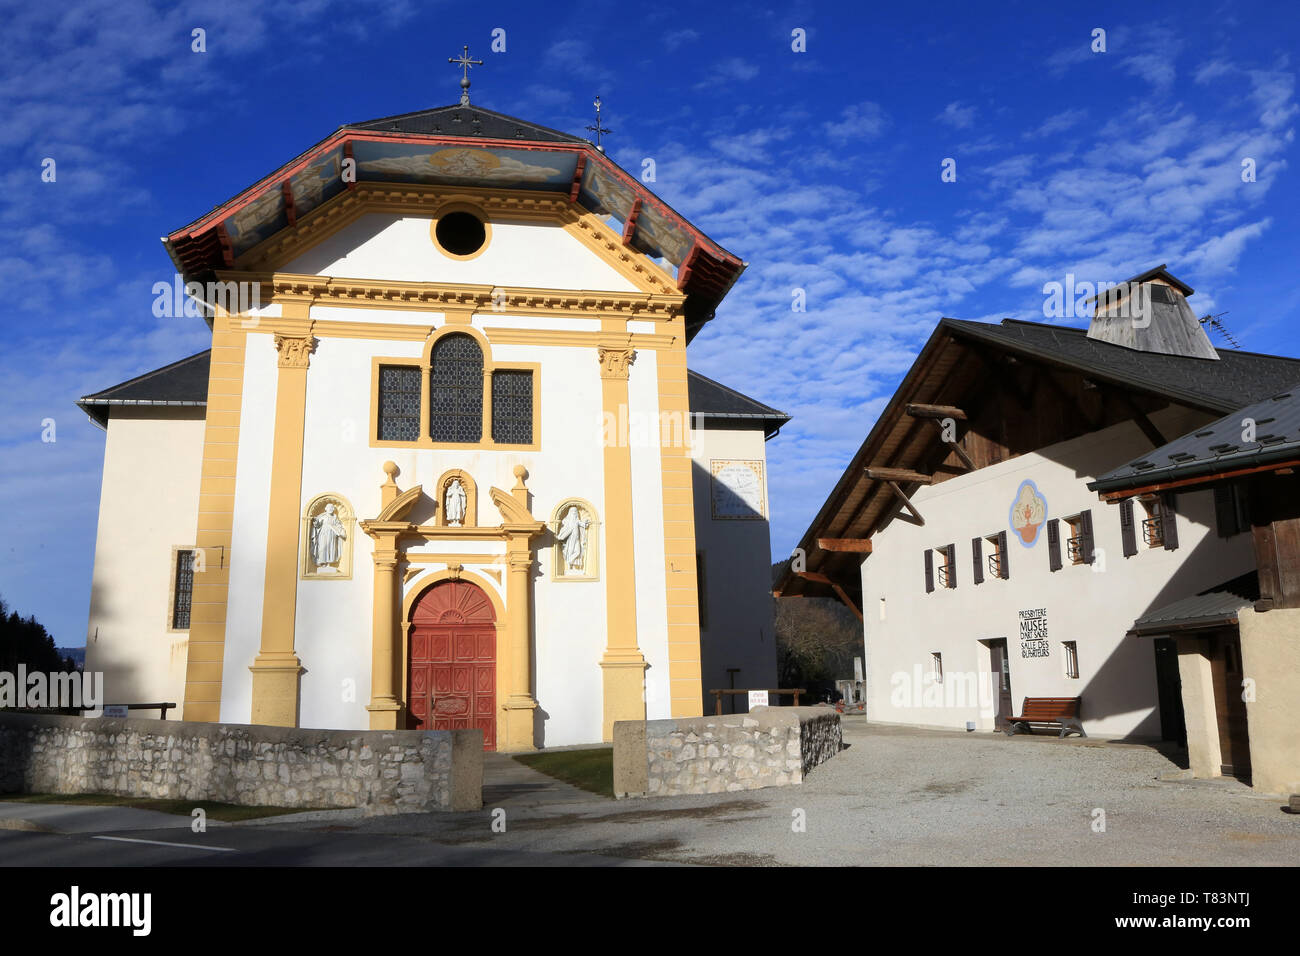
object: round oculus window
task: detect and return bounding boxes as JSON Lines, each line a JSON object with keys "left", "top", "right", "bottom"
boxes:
{"left": 435, "top": 211, "right": 487, "bottom": 257}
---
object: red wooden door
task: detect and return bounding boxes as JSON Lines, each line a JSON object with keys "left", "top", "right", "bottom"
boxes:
{"left": 408, "top": 580, "right": 496, "bottom": 750}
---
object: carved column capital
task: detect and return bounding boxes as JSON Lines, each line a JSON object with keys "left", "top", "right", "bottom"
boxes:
{"left": 275, "top": 334, "right": 317, "bottom": 368}
{"left": 597, "top": 346, "right": 636, "bottom": 380}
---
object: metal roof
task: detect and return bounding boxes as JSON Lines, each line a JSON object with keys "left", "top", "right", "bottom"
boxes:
{"left": 342, "top": 104, "right": 587, "bottom": 144}
{"left": 76, "top": 351, "right": 212, "bottom": 428}
{"left": 687, "top": 370, "right": 790, "bottom": 438}
{"left": 1090, "top": 384, "right": 1300, "bottom": 493}
{"left": 1129, "top": 572, "right": 1258, "bottom": 635}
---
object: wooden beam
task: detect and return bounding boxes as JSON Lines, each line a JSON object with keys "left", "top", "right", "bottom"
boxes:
{"left": 866, "top": 466, "right": 933, "bottom": 485}
{"left": 795, "top": 572, "right": 864, "bottom": 622}
{"left": 886, "top": 480, "right": 925, "bottom": 526}
{"left": 569, "top": 153, "right": 587, "bottom": 202}
{"left": 946, "top": 439, "right": 976, "bottom": 471}
{"left": 906, "top": 403, "right": 967, "bottom": 421}
{"left": 817, "top": 537, "right": 873, "bottom": 553}
{"left": 621, "top": 198, "right": 641, "bottom": 246}
{"left": 282, "top": 180, "right": 296, "bottom": 227}
{"left": 1114, "top": 392, "right": 1167, "bottom": 448}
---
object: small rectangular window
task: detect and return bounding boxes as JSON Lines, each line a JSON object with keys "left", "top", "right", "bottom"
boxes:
{"left": 491, "top": 369, "right": 533, "bottom": 445}
{"left": 984, "top": 533, "right": 1008, "bottom": 580}
{"left": 172, "top": 549, "right": 194, "bottom": 630}
{"left": 1063, "top": 641, "right": 1080, "bottom": 679}
{"left": 934, "top": 544, "right": 956, "bottom": 589}
{"left": 378, "top": 365, "right": 421, "bottom": 441}
{"left": 1139, "top": 495, "right": 1164, "bottom": 548}
{"left": 931, "top": 652, "right": 943, "bottom": 683}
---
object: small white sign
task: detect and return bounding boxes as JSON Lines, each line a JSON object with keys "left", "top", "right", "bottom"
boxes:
{"left": 102, "top": 705, "right": 128, "bottom": 718}
{"left": 747, "top": 690, "right": 769, "bottom": 711}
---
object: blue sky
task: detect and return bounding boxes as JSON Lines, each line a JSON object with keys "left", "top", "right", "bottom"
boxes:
{"left": 0, "top": 0, "right": 1296, "bottom": 646}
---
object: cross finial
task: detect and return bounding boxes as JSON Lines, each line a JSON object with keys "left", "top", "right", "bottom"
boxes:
{"left": 586, "top": 95, "right": 611, "bottom": 152}
{"left": 449, "top": 44, "right": 483, "bottom": 106}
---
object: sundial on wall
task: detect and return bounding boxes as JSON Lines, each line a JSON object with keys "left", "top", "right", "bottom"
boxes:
{"left": 710, "top": 460, "right": 766, "bottom": 520}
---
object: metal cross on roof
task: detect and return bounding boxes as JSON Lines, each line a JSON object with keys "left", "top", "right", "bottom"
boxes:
{"left": 586, "top": 96, "right": 611, "bottom": 151}
{"left": 449, "top": 44, "right": 483, "bottom": 106}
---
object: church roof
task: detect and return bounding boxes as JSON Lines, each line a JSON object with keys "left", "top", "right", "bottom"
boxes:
{"left": 342, "top": 104, "right": 587, "bottom": 144}
{"left": 161, "top": 102, "right": 745, "bottom": 340}
{"left": 76, "top": 350, "right": 211, "bottom": 428}
{"left": 75, "top": 350, "right": 791, "bottom": 439}
{"left": 688, "top": 370, "right": 790, "bottom": 438}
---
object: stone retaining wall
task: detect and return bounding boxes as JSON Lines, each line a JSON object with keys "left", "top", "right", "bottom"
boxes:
{"left": 613, "top": 705, "right": 842, "bottom": 798}
{"left": 0, "top": 713, "right": 482, "bottom": 813}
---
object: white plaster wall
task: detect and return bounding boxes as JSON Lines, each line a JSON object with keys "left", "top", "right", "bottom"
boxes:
{"left": 690, "top": 426, "right": 779, "bottom": 706}
{"left": 859, "top": 407, "right": 1255, "bottom": 740}
{"left": 282, "top": 214, "right": 640, "bottom": 292}
{"left": 280, "top": 332, "right": 614, "bottom": 744}
{"left": 84, "top": 408, "right": 206, "bottom": 715}
{"left": 219, "top": 332, "right": 278, "bottom": 724}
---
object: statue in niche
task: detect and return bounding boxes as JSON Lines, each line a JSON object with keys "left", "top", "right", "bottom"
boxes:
{"left": 445, "top": 478, "right": 467, "bottom": 527}
{"left": 310, "top": 503, "right": 347, "bottom": 572}
{"left": 556, "top": 504, "right": 591, "bottom": 573}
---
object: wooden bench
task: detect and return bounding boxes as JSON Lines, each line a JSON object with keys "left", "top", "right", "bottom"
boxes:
{"left": 1004, "top": 697, "right": 1084, "bottom": 738}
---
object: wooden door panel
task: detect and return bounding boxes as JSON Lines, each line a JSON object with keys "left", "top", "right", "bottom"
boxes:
{"left": 406, "top": 581, "right": 498, "bottom": 750}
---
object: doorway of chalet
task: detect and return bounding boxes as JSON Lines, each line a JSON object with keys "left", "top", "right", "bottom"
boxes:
{"left": 407, "top": 580, "right": 497, "bottom": 751}
{"left": 983, "top": 638, "right": 1013, "bottom": 731}
{"left": 1207, "top": 628, "right": 1251, "bottom": 781}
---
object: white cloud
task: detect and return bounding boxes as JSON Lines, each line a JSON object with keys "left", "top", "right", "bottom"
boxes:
{"left": 936, "top": 101, "right": 977, "bottom": 130}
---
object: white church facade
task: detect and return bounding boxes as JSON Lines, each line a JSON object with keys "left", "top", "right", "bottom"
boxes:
{"left": 78, "top": 96, "right": 786, "bottom": 751}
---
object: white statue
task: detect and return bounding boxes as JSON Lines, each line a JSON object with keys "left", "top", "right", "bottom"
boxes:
{"left": 310, "top": 503, "right": 346, "bottom": 571}
{"left": 445, "top": 478, "right": 467, "bottom": 527}
{"left": 556, "top": 505, "right": 590, "bottom": 573}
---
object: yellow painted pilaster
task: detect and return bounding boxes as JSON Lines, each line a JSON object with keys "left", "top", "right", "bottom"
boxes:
{"left": 656, "top": 317, "right": 704, "bottom": 717}
{"left": 597, "top": 344, "right": 648, "bottom": 740}
{"left": 366, "top": 531, "right": 402, "bottom": 729}
{"left": 501, "top": 538, "right": 538, "bottom": 751}
{"left": 248, "top": 331, "right": 315, "bottom": 726}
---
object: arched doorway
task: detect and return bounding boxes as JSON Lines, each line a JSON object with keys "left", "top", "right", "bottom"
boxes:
{"left": 408, "top": 580, "right": 497, "bottom": 750}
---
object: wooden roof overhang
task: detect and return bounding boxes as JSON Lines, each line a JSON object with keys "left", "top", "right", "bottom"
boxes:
{"left": 162, "top": 127, "right": 744, "bottom": 340}
{"left": 774, "top": 318, "right": 1238, "bottom": 608}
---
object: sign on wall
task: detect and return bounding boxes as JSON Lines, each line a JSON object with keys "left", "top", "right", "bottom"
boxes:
{"left": 1019, "top": 608, "right": 1050, "bottom": 658}
{"left": 1009, "top": 479, "right": 1048, "bottom": 547}
{"left": 747, "top": 690, "right": 770, "bottom": 710}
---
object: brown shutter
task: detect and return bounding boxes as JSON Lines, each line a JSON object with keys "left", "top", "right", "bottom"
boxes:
{"left": 924, "top": 549, "right": 934, "bottom": 593}
{"left": 1120, "top": 499, "right": 1138, "bottom": 556}
{"left": 1161, "top": 492, "right": 1180, "bottom": 551}
{"left": 1080, "top": 509, "right": 1095, "bottom": 565}
{"left": 971, "top": 537, "right": 984, "bottom": 585}
{"left": 946, "top": 544, "right": 957, "bottom": 588}
{"left": 997, "top": 531, "right": 1009, "bottom": 579}
{"left": 1047, "top": 519, "right": 1062, "bottom": 571}
{"left": 1214, "top": 486, "right": 1236, "bottom": 538}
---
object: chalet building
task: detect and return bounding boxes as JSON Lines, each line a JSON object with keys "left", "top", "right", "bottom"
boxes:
{"left": 775, "top": 266, "right": 1300, "bottom": 744}
{"left": 75, "top": 90, "right": 786, "bottom": 750}
{"left": 1090, "top": 387, "right": 1300, "bottom": 795}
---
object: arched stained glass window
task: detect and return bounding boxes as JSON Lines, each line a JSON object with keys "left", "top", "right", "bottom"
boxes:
{"left": 429, "top": 334, "right": 483, "bottom": 442}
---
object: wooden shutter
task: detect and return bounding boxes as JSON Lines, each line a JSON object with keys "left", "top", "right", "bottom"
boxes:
{"left": 1080, "top": 510, "right": 1095, "bottom": 564}
{"left": 1047, "top": 519, "right": 1062, "bottom": 571}
{"left": 1161, "top": 492, "right": 1180, "bottom": 551}
{"left": 997, "top": 531, "right": 1009, "bottom": 579}
{"left": 971, "top": 537, "right": 984, "bottom": 585}
{"left": 1214, "top": 486, "right": 1236, "bottom": 538}
{"left": 946, "top": 544, "right": 957, "bottom": 588}
{"left": 924, "top": 549, "right": 934, "bottom": 593}
{"left": 1120, "top": 499, "right": 1138, "bottom": 556}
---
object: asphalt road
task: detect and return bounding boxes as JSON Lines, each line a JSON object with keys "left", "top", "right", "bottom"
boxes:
{"left": 2, "top": 720, "right": 1296, "bottom": 866}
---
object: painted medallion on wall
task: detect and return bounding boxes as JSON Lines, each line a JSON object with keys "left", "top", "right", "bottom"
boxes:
{"left": 301, "top": 493, "right": 355, "bottom": 579}
{"left": 710, "top": 460, "right": 766, "bottom": 520}
{"left": 551, "top": 499, "right": 599, "bottom": 581}
{"left": 1008, "top": 480, "right": 1048, "bottom": 547}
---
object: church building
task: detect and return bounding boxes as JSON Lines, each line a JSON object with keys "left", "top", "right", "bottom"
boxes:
{"left": 77, "top": 71, "right": 786, "bottom": 751}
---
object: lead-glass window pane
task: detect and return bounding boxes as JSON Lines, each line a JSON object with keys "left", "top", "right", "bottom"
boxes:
{"left": 378, "top": 365, "right": 421, "bottom": 441}
{"left": 491, "top": 370, "right": 533, "bottom": 444}
{"left": 430, "top": 335, "right": 483, "bottom": 443}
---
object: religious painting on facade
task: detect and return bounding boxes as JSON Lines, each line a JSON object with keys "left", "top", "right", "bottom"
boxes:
{"left": 1009, "top": 479, "right": 1047, "bottom": 547}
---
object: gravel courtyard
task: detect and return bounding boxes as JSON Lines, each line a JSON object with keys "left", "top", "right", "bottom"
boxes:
{"left": 328, "top": 718, "right": 1299, "bottom": 866}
